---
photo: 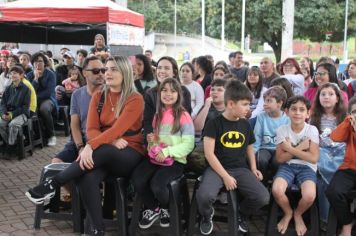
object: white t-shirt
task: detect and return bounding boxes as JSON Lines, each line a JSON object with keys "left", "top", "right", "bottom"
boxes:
{"left": 276, "top": 123, "right": 319, "bottom": 172}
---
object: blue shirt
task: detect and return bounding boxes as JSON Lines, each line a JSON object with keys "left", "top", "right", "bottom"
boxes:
{"left": 253, "top": 111, "right": 290, "bottom": 152}
{"left": 70, "top": 86, "right": 91, "bottom": 141}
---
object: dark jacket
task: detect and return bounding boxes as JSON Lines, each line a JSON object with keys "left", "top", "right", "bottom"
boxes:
{"left": 143, "top": 85, "right": 192, "bottom": 140}
{"left": 27, "top": 68, "right": 57, "bottom": 108}
{"left": 55, "top": 64, "right": 69, "bottom": 86}
{"left": 0, "top": 81, "right": 30, "bottom": 118}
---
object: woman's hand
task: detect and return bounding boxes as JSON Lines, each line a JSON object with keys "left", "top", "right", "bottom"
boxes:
{"left": 77, "top": 144, "right": 94, "bottom": 170}
{"left": 113, "top": 138, "right": 128, "bottom": 149}
{"left": 147, "top": 133, "right": 155, "bottom": 143}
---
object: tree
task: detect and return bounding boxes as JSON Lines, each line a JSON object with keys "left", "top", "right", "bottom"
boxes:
{"left": 128, "top": 0, "right": 356, "bottom": 62}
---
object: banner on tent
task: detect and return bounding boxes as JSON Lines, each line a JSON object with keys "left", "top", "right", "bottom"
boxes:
{"left": 107, "top": 23, "right": 144, "bottom": 46}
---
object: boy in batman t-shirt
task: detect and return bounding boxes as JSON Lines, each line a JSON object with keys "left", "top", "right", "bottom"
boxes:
{"left": 196, "top": 79, "right": 269, "bottom": 235}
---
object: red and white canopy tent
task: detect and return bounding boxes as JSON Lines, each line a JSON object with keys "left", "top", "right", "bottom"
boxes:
{"left": 0, "top": 0, "right": 144, "bottom": 49}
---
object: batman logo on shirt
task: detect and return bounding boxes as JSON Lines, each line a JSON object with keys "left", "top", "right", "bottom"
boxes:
{"left": 220, "top": 131, "right": 245, "bottom": 148}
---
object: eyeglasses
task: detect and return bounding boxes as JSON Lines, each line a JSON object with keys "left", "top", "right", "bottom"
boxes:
{"left": 314, "top": 72, "right": 329, "bottom": 77}
{"left": 34, "top": 60, "right": 44, "bottom": 64}
{"left": 350, "top": 110, "right": 356, "bottom": 115}
{"left": 85, "top": 68, "right": 106, "bottom": 75}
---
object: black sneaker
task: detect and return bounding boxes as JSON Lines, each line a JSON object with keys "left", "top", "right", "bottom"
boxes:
{"left": 160, "top": 208, "right": 170, "bottom": 227}
{"left": 238, "top": 213, "right": 249, "bottom": 233}
{"left": 91, "top": 229, "right": 105, "bottom": 236}
{"left": 200, "top": 207, "right": 214, "bottom": 235}
{"left": 25, "top": 179, "right": 57, "bottom": 205}
{"left": 139, "top": 208, "right": 160, "bottom": 229}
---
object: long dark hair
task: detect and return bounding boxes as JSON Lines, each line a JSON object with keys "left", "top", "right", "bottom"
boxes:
{"left": 246, "top": 66, "right": 263, "bottom": 99}
{"left": 156, "top": 56, "right": 180, "bottom": 82}
{"left": 135, "top": 54, "right": 154, "bottom": 82}
{"left": 309, "top": 63, "right": 341, "bottom": 88}
{"left": 154, "top": 78, "right": 185, "bottom": 135}
{"left": 270, "top": 77, "right": 294, "bottom": 108}
{"left": 310, "top": 83, "right": 347, "bottom": 133}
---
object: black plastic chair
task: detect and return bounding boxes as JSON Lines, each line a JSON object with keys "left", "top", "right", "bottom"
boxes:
{"left": 31, "top": 115, "right": 44, "bottom": 149}
{"left": 187, "top": 176, "right": 242, "bottom": 236}
{"left": 56, "top": 105, "right": 70, "bottom": 137}
{"left": 129, "top": 175, "right": 190, "bottom": 236}
{"left": 33, "top": 163, "right": 83, "bottom": 233}
{"left": 17, "top": 119, "right": 33, "bottom": 160}
{"left": 266, "top": 184, "right": 320, "bottom": 236}
{"left": 83, "top": 177, "right": 130, "bottom": 236}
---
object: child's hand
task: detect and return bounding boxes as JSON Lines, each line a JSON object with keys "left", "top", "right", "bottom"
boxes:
{"left": 113, "top": 138, "right": 128, "bottom": 149}
{"left": 155, "top": 151, "right": 166, "bottom": 162}
{"left": 147, "top": 133, "right": 155, "bottom": 143}
{"left": 281, "top": 138, "right": 292, "bottom": 150}
{"left": 204, "top": 97, "right": 213, "bottom": 109}
{"left": 252, "top": 169, "right": 263, "bottom": 181}
{"left": 350, "top": 115, "right": 356, "bottom": 131}
{"left": 297, "top": 138, "right": 310, "bottom": 151}
{"left": 223, "top": 175, "right": 237, "bottom": 191}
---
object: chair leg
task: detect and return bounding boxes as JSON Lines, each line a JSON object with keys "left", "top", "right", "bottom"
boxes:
{"left": 17, "top": 127, "right": 25, "bottom": 160}
{"left": 128, "top": 194, "right": 142, "bottom": 236}
{"left": 187, "top": 180, "right": 199, "bottom": 236}
{"left": 63, "top": 108, "right": 70, "bottom": 137}
{"left": 309, "top": 201, "right": 320, "bottom": 236}
{"left": 71, "top": 183, "right": 83, "bottom": 233}
{"left": 265, "top": 198, "right": 279, "bottom": 236}
{"left": 116, "top": 178, "right": 128, "bottom": 236}
{"left": 326, "top": 206, "right": 338, "bottom": 236}
{"left": 181, "top": 178, "right": 190, "bottom": 230}
{"left": 227, "top": 190, "right": 240, "bottom": 236}
{"left": 169, "top": 179, "right": 182, "bottom": 236}
{"left": 34, "top": 204, "right": 44, "bottom": 229}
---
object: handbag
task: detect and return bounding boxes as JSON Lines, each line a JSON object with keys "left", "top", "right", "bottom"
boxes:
{"left": 148, "top": 143, "right": 174, "bottom": 166}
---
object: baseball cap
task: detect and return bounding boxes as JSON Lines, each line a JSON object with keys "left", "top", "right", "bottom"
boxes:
{"left": 63, "top": 51, "right": 75, "bottom": 59}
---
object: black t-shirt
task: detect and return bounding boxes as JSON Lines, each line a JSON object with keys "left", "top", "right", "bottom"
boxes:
{"left": 203, "top": 114, "right": 255, "bottom": 169}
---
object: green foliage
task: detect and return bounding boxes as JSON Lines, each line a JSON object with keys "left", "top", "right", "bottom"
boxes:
{"left": 128, "top": 0, "right": 356, "bottom": 62}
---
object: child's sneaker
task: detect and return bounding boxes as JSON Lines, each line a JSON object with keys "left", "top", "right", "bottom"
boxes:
{"left": 25, "top": 179, "right": 57, "bottom": 204}
{"left": 200, "top": 207, "right": 214, "bottom": 235}
{"left": 238, "top": 213, "right": 249, "bottom": 233}
{"left": 160, "top": 208, "right": 170, "bottom": 227}
{"left": 139, "top": 208, "right": 160, "bottom": 229}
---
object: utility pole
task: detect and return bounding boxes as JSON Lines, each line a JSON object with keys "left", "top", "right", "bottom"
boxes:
{"left": 174, "top": 0, "right": 177, "bottom": 50}
{"left": 202, "top": 0, "right": 205, "bottom": 54}
{"left": 221, "top": 0, "right": 225, "bottom": 51}
{"left": 343, "top": 0, "right": 349, "bottom": 63}
{"left": 281, "top": 0, "right": 295, "bottom": 61}
{"left": 241, "top": 0, "right": 245, "bottom": 52}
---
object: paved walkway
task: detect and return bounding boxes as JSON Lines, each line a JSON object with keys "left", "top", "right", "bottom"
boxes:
{"left": 0, "top": 135, "right": 265, "bottom": 235}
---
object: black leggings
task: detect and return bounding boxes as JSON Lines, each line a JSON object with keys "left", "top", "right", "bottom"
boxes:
{"left": 131, "top": 158, "right": 184, "bottom": 209}
{"left": 54, "top": 144, "right": 143, "bottom": 231}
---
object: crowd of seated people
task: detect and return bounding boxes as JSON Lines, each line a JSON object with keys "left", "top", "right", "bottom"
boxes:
{"left": 1, "top": 41, "right": 355, "bottom": 236}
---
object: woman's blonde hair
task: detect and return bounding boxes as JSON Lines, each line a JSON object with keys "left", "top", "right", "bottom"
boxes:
{"left": 94, "top": 34, "right": 106, "bottom": 47}
{"left": 104, "top": 56, "right": 137, "bottom": 118}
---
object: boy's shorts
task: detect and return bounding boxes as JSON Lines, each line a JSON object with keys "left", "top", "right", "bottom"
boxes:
{"left": 274, "top": 163, "right": 317, "bottom": 187}
{"left": 56, "top": 141, "right": 78, "bottom": 163}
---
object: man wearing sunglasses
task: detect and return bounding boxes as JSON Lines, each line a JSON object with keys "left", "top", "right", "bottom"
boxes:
{"left": 52, "top": 56, "right": 104, "bottom": 165}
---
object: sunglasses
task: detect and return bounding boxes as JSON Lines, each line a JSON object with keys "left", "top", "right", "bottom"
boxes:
{"left": 314, "top": 72, "right": 329, "bottom": 77}
{"left": 85, "top": 68, "right": 106, "bottom": 75}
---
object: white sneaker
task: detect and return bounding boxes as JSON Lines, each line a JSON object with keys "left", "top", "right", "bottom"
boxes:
{"left": 47, "top": 136, "right": 56, "bottom": 146}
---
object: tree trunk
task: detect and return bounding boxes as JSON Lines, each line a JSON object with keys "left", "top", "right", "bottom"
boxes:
{"left": 267, "top": 32, "right": 282, "bottom": 63}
